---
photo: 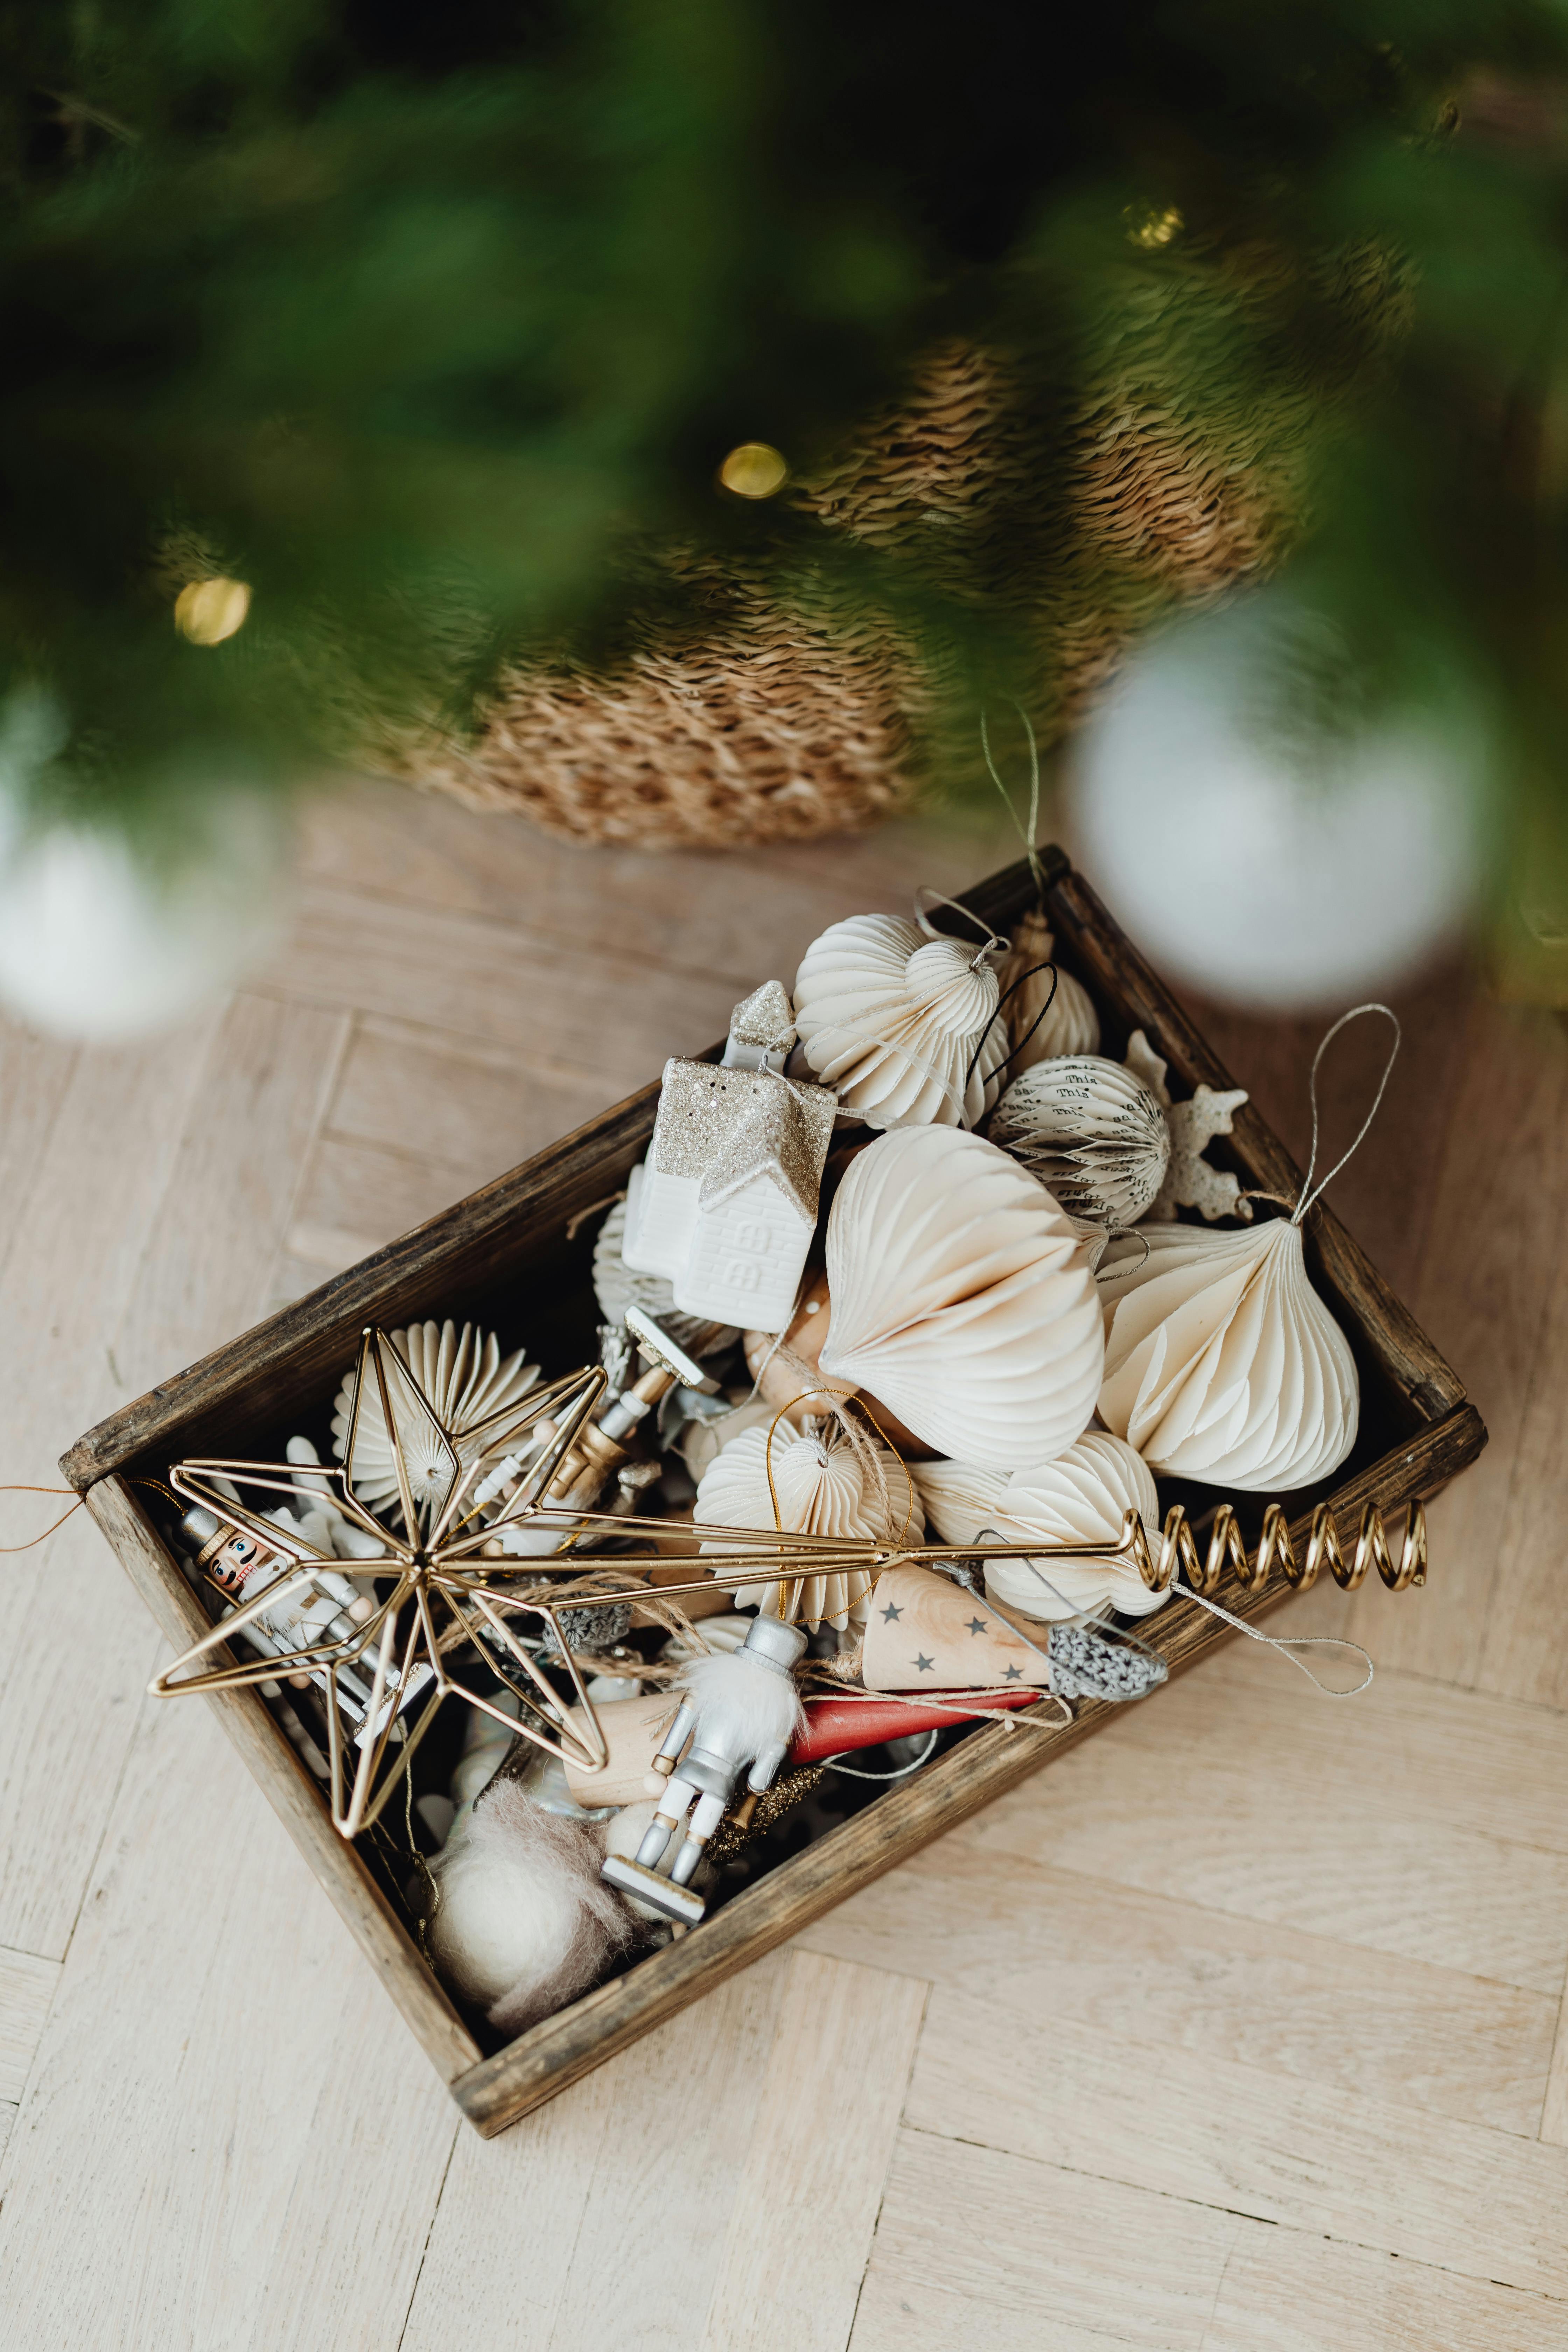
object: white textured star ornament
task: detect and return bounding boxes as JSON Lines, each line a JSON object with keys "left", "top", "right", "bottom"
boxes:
{"left": 1123, "top": 1029, "right": 1251, "bottom": 1223}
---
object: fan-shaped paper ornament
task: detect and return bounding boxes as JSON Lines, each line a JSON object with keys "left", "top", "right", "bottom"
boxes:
{"left": 915, "top": 1433, "right": 1164, "bottom": 1621}
{"left": 994, "top": 909, "right": 1100, "bottom": 1069}
{"left": 990, "top": 1055, "right": 1171, "bottom": 1226}
{"left": 695, "top": 1421, "right": 924, "bottom": 1630}
{"left": 792, "top": 913, "right": 1009, "bottom": 1128}
{"left": 818, "top": 1128, "right": 1104, "bottom": 1470}
{"left": 331, "top": 1319, "right": 540, "bottom": 1520}
{"left": 1097, "top": 1219, "right": 1358, "bottom": 1488}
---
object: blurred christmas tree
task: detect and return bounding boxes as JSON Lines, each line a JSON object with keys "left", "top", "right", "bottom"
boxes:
{"left": 2, "top": 1, "right": 1568, "bottom": 910}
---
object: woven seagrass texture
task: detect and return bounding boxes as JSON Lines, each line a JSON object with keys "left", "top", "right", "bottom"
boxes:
{"left": 391, "top": 561, "right": 920, "bottom": 851}
{"left": 395, "top": 269, "right": 1366, "bottom": 848}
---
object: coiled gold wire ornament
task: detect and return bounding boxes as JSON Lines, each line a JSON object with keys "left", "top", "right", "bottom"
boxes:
{"left": 1122, "top": 1498, "right": 1428, "bottom": 1600}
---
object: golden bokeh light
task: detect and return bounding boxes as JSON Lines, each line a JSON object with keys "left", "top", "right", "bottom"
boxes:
{"left": 1124, "top": 204, "right": 1184, "bottom": 251}
{"left": 174, "top": 576, "right": 252, "bottom": 646}
{"left": 718, "top": 442, "right": 789, "bottom": 499}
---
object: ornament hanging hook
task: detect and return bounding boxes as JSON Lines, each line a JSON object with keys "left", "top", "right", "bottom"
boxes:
{"left": 979, "top": 700, "right": 1044, "bottom": 897}
{"left": 911, "top": 885, "right": 1007, "bottom": 969}
{"left": 1293, "top": 1003, "right": 1401, "bottom": 1226}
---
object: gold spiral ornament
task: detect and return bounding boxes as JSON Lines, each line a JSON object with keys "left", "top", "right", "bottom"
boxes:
{"left": 1123, "top": 1497, "right": 1428, "bottom": 1600}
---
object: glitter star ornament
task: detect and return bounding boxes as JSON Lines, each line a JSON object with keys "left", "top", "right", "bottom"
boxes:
{"left": 155, "top": 1328, "right": 614, "bottom": 1838}
{"left": 1124, "top": 1029, "right": 1252, "bottom": 1223}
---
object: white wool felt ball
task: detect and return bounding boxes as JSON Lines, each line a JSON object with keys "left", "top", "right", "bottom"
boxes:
{"left": 428, "top": 1780, "right": 637, "bottom": 2035}
{"left": 1066, "top": 593, "right": 1488, "bottom": 1012}
{"left": 0, "top": 760, "right": 292, "bottom": 1042}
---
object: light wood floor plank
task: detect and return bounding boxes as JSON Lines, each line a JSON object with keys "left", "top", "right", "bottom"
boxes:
{"left": 795, "top": 1842, "right": 1556, "bottom": 2136}
{"left": 0, "top": 1012, "right": 226, "bottom": 1959}
{"left": 108, "top": 992, "right": 350, "bottom": 1396}
{"left": 0, "top": 1944, "right": 58, "bottom": 2107}
{"left": 1114, "top": 1643, "right": 1568, "bottom": 1855}
{"left": 257, "top": 884, "right": 748, "bottom": 1087}
{"left": 700, "top": 1951, "right": 929, "bottom": 2352}
{"left": 0, "top": 1689, "right": 455, "bottom": 2352}
{"left": 1345, "top": 998, "right": 1568, "bottom": 1687}
{"left": 329, "top": 1018, "right": 616, "bottom": 1181}
{"left": 850, "top": 2128, "right": 1241, "bottom": 2352}
{"left": 958, "top": 1662, "right": 1568, "bottom": 1992}
{"left": 1475, "top": 1231, "right": 1568, "bottom": 1710}
{"left": 285, "top": 1133, "right": 504, "bottom": 1275}
{"left": 0, "top": 1017, "right": 79, "bottom": 1290}
{"left": 399, "top": 1954, "right": 791, "bottom": 2352}
{"left": 299, "top": 777, "right": 1016, "bottom": 967}
{"left": 238, "top": 1965, "right": 459, "bottom": 2352}
{"left": 1540, "top": 1984, "right": 1568, "bottom": 2145}
{"left": 907, "top": 1986, "right": 1568, "bottom": 2296}
{"left": 1202, "top": 2220, "right": 1568, "bottom": 2351}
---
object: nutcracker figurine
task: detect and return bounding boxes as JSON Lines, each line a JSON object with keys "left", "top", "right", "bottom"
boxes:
{"left": 600, "top": 1615, "right": 808, "bottom": 1925}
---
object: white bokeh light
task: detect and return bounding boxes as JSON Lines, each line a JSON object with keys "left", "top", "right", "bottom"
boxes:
{"left": 0, "top": 696, "right": 293, "bottom": 1041}
{"left": 1066, "top": 594, "right": 1487, "bottom": 1011}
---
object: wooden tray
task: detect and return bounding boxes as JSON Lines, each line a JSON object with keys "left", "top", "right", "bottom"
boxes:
{"left": 62, "top": 847, "right": 1488, "bottom": 2138}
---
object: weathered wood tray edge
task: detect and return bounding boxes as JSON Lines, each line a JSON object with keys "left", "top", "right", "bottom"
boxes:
{"left": 63, "top": 846, "right": 1489, "bottom": 2138}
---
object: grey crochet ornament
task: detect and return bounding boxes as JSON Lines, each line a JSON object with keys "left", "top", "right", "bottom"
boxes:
{"left": 1046, "top": 1622, "right": 1167, "bottom": 1703}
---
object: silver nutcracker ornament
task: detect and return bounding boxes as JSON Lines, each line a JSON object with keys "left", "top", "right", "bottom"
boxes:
{"left": 601, "top": 1616, "right": 807, "bottom": 1925}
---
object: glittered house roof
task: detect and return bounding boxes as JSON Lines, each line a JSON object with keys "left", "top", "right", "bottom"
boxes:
{"left": 724, "top": 980, "right": 797, "bottom": 1067}
{"left": 652, "top": 1060, "right": 836, "bottom": 1227}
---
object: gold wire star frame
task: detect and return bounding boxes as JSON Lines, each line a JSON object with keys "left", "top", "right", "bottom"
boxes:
{"left": 152, "top": 1324, "right": 1429, "bottom": 1842}
{"left": 156, "top": 1328, "right": 616, "bottom": 1837}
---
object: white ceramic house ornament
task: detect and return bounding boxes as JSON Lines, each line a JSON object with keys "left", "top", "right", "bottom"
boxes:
{"left": 621, "top": 982, "right": 837, "bottom": 1334}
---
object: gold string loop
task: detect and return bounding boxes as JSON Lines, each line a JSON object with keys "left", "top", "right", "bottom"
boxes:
{"left": 0, "top": 1484, "right": 84, "bottom": 1552}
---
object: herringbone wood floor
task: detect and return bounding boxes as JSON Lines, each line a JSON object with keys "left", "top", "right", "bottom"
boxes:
{"left": 1, "top": 777, "right": 1564, "bottom": 2351}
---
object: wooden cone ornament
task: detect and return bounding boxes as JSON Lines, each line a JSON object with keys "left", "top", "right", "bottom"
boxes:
{"left": 860, "top": 1563, "right": 1047, "bottom": 1692}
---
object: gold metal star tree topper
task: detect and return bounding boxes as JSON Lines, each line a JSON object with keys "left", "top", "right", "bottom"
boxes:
{"left": 156, "top": 1328, "right": 617, "bottom": 1837}
{"left": 152, "top": 1320, "right": 1429, "bottom": 1846}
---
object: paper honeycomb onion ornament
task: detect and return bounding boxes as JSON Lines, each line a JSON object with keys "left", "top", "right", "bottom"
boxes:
{"left": 331, "top": 1319, "right": 540, "bottom": 1521}
{"left": 914, "top": 1433, "right": 1163, "bottom": 1620}
{"left": 694, "top": 1420, "right": 924, "bottom": 1630}
{"left": 818, "top": 1127, "right": 1104, "bottom": 1470}
{"left": 993, "top": 909, "right": 1100, "bottom": 1069}
{"left": 792, "top": 912, "right": 1010, "bottom": 1128}
{"left": 1097, "top": 1218, "right": 1359, "bottom": 1488}
{"left": 990, "top": 1054, "right": 1171, "bottom": 1226}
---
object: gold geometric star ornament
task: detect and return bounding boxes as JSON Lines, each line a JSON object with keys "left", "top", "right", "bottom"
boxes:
{"left": 154, "top": 1327, "right": 615, "bottom": 1839}
{"left": 152, "top": 1325, "right": 1427, "bottom": 1846}
{"left": 152, "top": 1324, "right": 1141, "bottom": 1839}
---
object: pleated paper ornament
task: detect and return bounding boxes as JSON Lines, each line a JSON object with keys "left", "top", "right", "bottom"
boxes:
{"left": 694, "top": 1418, "right": 924, "bottom": 1631}
{"left": 818, "top": 1127, "right": 1104, "bottom": 1470}
{"left": 915, "top": 1433, "right": 1164, "bottom": 1620}
{"left": 792, "top": 912, "right": 1010, "bottom": 1128}
{"left": 990, "top": 1055, "right": 1170, "bottom": 1226}
{"left": 1097, "top": 1219, "right": 1358, "bottom": 1489}
{"left": 330, "top": 1319, "right": 540, "bottom": 1520}
{"left": 993, "top": 909, "right": 1100, "bottom": 1069}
